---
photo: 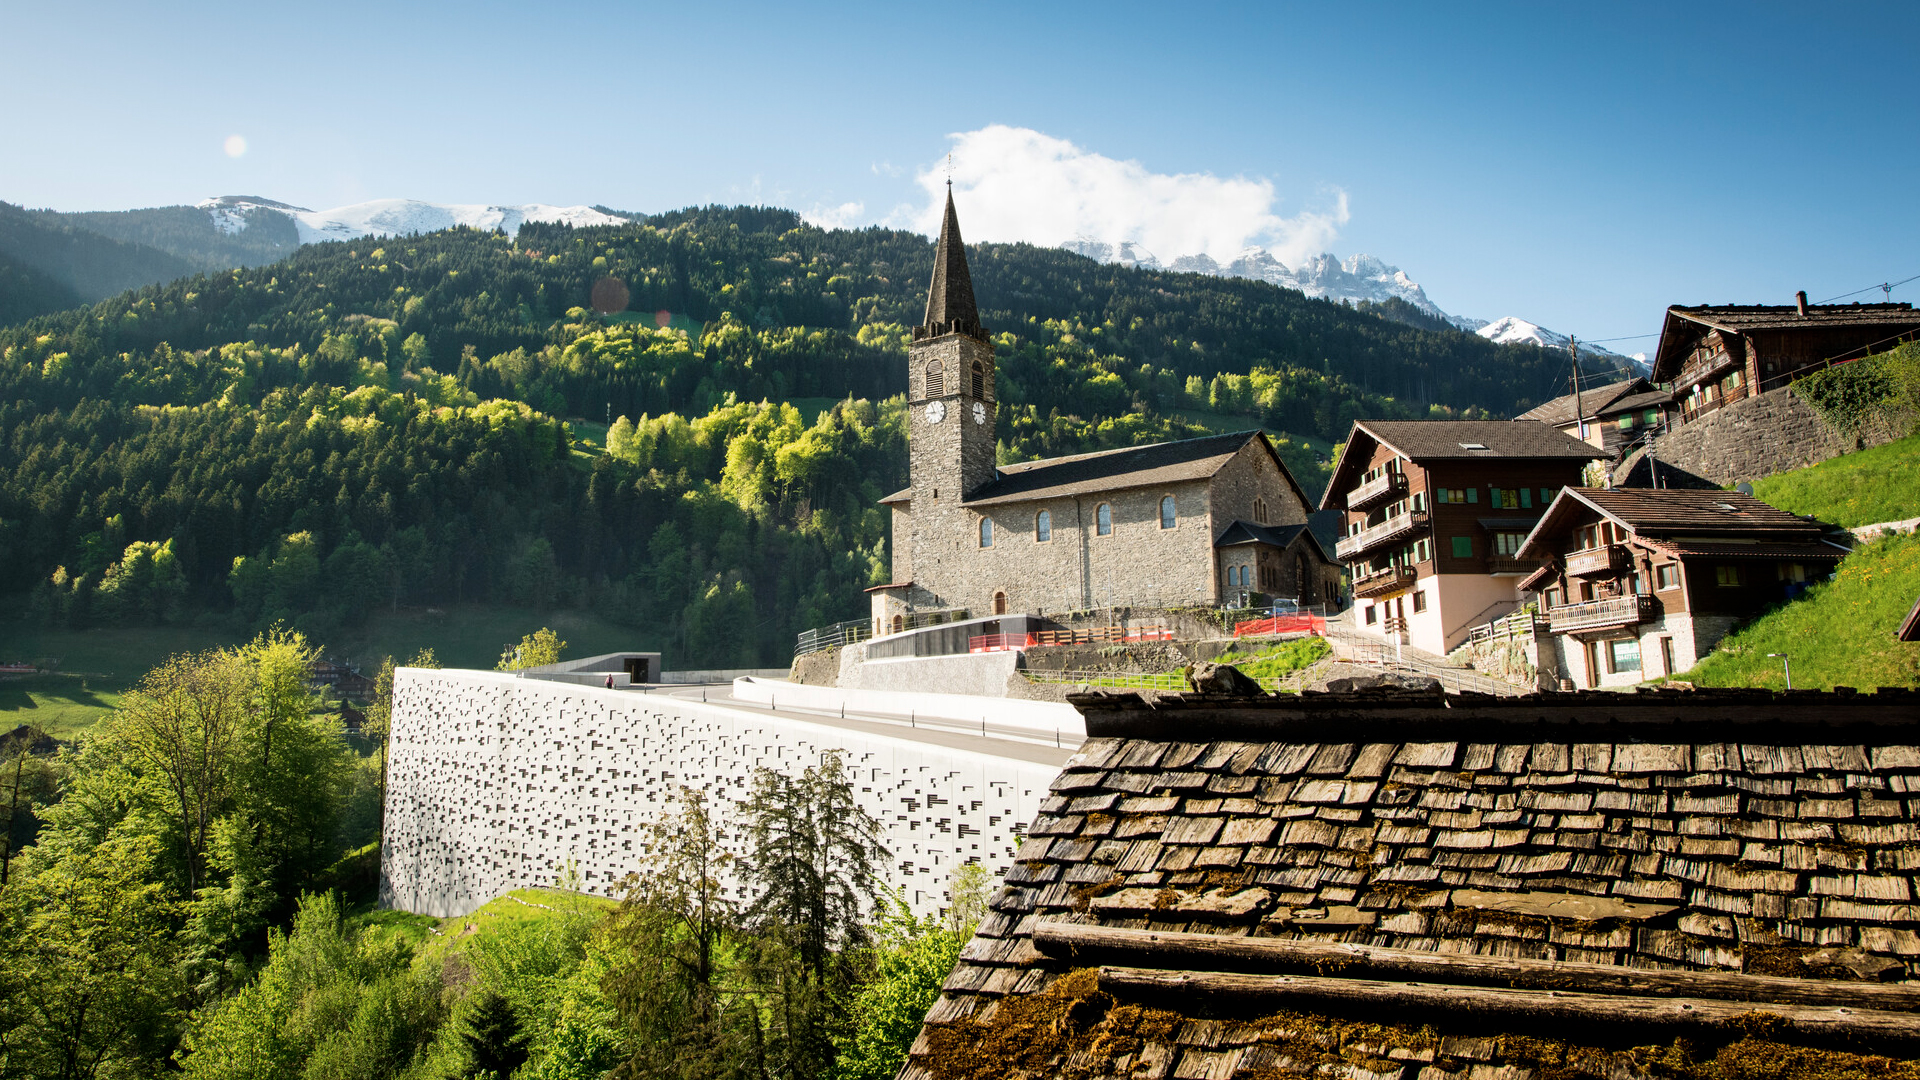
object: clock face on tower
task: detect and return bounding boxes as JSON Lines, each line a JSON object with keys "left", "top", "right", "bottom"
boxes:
{"left": 925, "top": 400, "right": 946, "bottom": 423}
{"left": 972, "top": 401, "right": 987, "bottom": 425}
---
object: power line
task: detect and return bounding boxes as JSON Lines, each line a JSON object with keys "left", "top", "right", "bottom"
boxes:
{"left": 1819, "top": 273, "right": 1920, "bottom": 305}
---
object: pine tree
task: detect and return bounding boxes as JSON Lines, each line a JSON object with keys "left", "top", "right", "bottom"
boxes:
{"left": 458, "top": 990, "right": 527, "bottom": 1080}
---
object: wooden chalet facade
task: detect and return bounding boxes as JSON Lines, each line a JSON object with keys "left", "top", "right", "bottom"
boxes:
{"left": 1652, "top": 297, "right": 1920, "bottom": 424}
{"left": 1320, "top": 420, "right": 1606, "bottom": 656}
{"left": 1516, "top": 488, "right": 1846, "bottom": 687}
{"left": 1513, "top": 375, "right": 1675, "bottom": 460}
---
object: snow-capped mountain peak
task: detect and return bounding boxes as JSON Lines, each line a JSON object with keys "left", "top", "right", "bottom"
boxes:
{"left": 1062, "top": 239, "right": 1452, "bottom": 321}
{"left": 196, "top": 196, "right": 626, "bottom": 243}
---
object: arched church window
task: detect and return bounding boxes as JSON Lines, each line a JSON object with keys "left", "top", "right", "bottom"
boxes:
{"left": 979, "top": 517, "right": 993, "bottom": 548}
{"left": 993, "top": 591, "right": 1008, "bottom": 615}
{"left": 1095, "top": 503, "right": 1112, "bottom": 536}
{"left": 971, "top": 360, "right": 986, "bottom": 399}
{"left": 1254, "top": 498, "right": 1269, "bottom": 523}
{"left": 925, "top": 360, "right": 945, "bottom": 398}
{"left": 1035, "top": 510, "right": 1052, "bottom": 542}
{"left": 891, "top": 614, "right": 904, "bottom": 633}
{"left": 1160, "top": 495, "right": 1177, "bottom": 529}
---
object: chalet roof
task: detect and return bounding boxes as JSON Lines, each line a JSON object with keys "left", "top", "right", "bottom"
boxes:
{"left": 1513, "top": 377, "right": 1662, "bottom": 427}
{"left": 916, "top": 189, "right": 987, "bottom": 342}
{"left": 901, "top": 688, "right": 1920, "bottom": 1080}
{"left": 1652, "top": 302, "right": 1920, "bottom": 381}
{"left": 1213, "top": 521, "right": 1326, "bottom": 563}
{"left": 1516, "top": 487, "right": 1826, "bottom": 560}
{"left": 1320, "top": 420, "right": 1606, "bottom": 510}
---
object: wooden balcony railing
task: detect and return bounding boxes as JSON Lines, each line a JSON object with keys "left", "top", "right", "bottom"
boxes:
{"left": 1565, "top": 544, "right": 1627, "bottom": 577}
{"left": 1334, "top": 509, "right": 1430, "bottom": 561}
{"left": 1486, "top": 557, "right": 1545, "bottom": 576}
{"left": 1546, "top": 595, "right": 1656, "bottom": 634}
{"left": 1353, "top": 565, "right": 1417, "bottom": 599}
{"left": 1346, "top": 471, "right": 1407, "bottom": 512}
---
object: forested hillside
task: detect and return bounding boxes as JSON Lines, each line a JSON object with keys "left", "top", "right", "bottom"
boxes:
{"left": 0, "top": 205, "right": 1611, "bottom": 666}
{"left": 0, "top": 201, "right": 197, "bottom": 314}
{"left": 29, "top": 200, "right": 304, "bottom": 272}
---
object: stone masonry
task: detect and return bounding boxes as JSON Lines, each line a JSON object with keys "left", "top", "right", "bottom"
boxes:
{"left": 1632, "top": 383, "right": 1895, "bottom": 487}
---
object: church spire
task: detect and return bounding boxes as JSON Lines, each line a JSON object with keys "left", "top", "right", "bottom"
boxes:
{"left": 916, "top": 188, "right": 986, "bottom": 342}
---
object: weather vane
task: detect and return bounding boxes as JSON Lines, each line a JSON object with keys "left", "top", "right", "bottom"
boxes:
{"left": 947, "top": 152, "right": 952, "bottom": 188}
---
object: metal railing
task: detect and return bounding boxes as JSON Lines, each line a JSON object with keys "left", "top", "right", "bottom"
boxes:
{"left": 1334, "top": 509, "right": 1430, "bottom": 560}
{"left": 794, "top": 619, "right": 872, "bottom": 658}
{"left": 1546, "top": 595, "right": 1655, "bottom": 633}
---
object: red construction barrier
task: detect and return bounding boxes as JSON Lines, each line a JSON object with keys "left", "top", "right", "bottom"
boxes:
{"left": 968, "top": 633, "right": 1036, "bottom": 653}
{"left": 1233, "top": 614, "right": 1326, "bottom": 638}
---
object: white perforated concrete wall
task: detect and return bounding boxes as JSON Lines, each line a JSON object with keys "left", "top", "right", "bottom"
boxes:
{"left": 380, "top": 669, "right": 1060, "bottom": 919}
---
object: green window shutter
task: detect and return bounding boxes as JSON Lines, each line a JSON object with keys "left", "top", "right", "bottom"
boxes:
{"left": 1451, "top": 536, "right": 1473, "bottom": 558}
{"left": 1436, "top": 488, "right": 1449, "bottom": 504}
{"left": 1520, "top": 488, "right": 1532, "bottom": 509}
{"left": 1467, "top": 487, "right": 1478, "bottom": 504}
{"left": 1540, "top": 488, "right": 1552, "bottom": 506}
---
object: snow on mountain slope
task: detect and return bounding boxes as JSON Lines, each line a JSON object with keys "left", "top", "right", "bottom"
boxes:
{"left": 1061, "top": 239, "right": 1451, "bottom": 320}
{"left": 197, "top": 197, "right": 626, "bottom": 242}
{"left": 1475, "top": 315, "right": 1637, "bottom": 365}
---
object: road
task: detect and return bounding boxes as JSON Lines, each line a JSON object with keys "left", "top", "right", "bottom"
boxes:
{"left": 622, "top": 682, "right": 1081, "bottom": 768}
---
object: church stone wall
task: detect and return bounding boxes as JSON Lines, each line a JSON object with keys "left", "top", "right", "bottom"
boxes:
{"left": 380, "top": 669, "right": 1060, "bottom": 919}
{"left": 1209, "top": 439, "right": 1310, "bottom": 528}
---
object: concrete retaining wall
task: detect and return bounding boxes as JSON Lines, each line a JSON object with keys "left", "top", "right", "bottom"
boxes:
{"left": 835, "top": 645, "right": 1022, "bottom": 697}
{"left": 730, "top": 677, "right": 1082, "bottom": 741}
{"left": 660, "top": 667, "right": 791, "bottom": 683}
{"left": 381, "top": 669, "right": 1061, "bottom": 920}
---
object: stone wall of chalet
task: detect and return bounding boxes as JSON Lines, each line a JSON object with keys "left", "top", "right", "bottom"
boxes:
{"left": 1629, "top": 384, "right": 1895, "bottom": 487}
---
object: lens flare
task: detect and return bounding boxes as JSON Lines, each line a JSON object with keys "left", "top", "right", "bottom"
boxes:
{"left": 223, "top": 134, "right": 247, "bottom": 158}
{"left": 654, "top": 309, "right": 671, "bottom": 328}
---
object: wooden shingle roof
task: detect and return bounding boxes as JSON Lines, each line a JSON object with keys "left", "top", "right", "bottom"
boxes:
{"left": 1652, "top": 303, "right": 1920, "bottom": 381}
{"left": 1516, "top": 488, "right": 1834, "bottom": 560}
{"left": 1320, "top": 421, "right": 1606, "bottom": 510}
{"left": 1514, "top": 378, "right": 1664, "bottom": 427}
{"left": 901, "top": 688, "right": 1920, "bottom": 1080}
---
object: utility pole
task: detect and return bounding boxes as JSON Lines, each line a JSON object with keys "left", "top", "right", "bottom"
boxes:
{"left": 1569, "top": 337, "right": 1585, "bottom": 442}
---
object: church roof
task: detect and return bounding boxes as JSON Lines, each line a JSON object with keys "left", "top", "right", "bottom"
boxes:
{"left": 898, "top": 687, "right": 1920, "bottom": 1080}
{"left": 1213, "top": 520, "right": 1325, "bottom": 564}
{"left": 962, "top": 430, "right": 1297, "bottom": 508}
{"left": 916, "top": 189, "right": 987, "bottom": 342}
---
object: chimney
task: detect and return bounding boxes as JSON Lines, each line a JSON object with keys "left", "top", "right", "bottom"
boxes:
{"left": 1796, "top": 290, "right": 1809, "bottom": 316}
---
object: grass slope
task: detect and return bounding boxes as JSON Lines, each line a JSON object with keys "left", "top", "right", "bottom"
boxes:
{"left": 1683, "top": 532, "right": 1920, "bottom": 690}
{"left": 0, "top": 604, "right": 658, "bottom": 736}
{"left": 1750, "top": 433, "right": 1920, "bottom": 528}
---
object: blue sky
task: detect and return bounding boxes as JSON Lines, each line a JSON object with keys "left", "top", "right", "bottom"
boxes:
{"left": 5, "top": 0, "right": 1916, "bottom": 345}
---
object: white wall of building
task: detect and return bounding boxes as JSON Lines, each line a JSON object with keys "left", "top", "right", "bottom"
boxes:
{"left": 381, "top": 669, "right": 1061, "bottom": 920}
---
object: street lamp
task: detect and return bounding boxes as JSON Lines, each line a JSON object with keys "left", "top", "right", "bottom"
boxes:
{"left": 1766, "top": 653, "right": 1793, "bottom": 690}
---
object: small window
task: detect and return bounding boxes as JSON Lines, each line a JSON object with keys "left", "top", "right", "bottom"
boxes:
{"left": 1412, "top": 591, "right": 1428, "bottom": 613}
{"left": 1618, "top": 414, "right": 1635, "bottom": 430}
{"left": 1609, "top": 638, "right": 1641, "bottom": 674}
{"left": 971, "top": 360, "right": 985, "bottom": 399}
{"left": 1096, "top": 503, "right": 1112, "bottom": 536}
{"left": 1254, "top": 498, "right": 1269, "bottom": 523}
{"left": 1715, "top": 565, "right": 1742, "bottom": 588}
{"left": 1415, "top": 538, "right": 1431, "bottom": 563}
{"left": 1412, "top": 491, "right": 1426, "bottom": 512}
{"left": 1544, "top": 588, "right": 1561, "bottom": 608}
{"left": 1451, "top": 536, "right": 1473, "bottom": 559}
{"left": 1035, "top": 510, "right": 1051, "bottom": 543}
{"left": 1160, "top": 496, "right": 1176, "bottom": 529}
{"left": 993, "top": 590, "right": 1008, "bottom": 615}
{"left": 1364, "top": 604, "right": 1378, "bottom": 625}
{"left": 924, "top": 360, "right": 944, "bottom": 397}
{"left": 1656, "top": 564, "right": 1678, "bottom": 590}
{"left": 979, "top": 517, "right": 993, "bottom": 548}
{"left": 1494, "top": 532, "right": 1526, "bottom": 556}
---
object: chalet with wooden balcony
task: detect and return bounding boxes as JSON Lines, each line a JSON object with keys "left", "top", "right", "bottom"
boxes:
{"left": 1513, "top": 375, "right": 1675, "bottom": 460}
{"left": 1320, "top": 420, "right": 1607, "bottom": 656}
{"left": 1652, "top": 296, "right": 1920, "bottom": 424}
{"left": 1516, "top": 487, "right": 1847, "bottom": 688}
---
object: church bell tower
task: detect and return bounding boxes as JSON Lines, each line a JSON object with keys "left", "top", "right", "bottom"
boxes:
{"left": 908, "top": 189, "right": 998, "bottom": 503}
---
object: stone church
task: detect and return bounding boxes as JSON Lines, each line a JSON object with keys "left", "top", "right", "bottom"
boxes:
{"left": 868, "top": 194, "right": 1338, "bottom": 634}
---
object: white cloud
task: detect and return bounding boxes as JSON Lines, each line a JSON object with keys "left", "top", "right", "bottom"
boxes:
{"left": 802, "top": 201, "right": 867, "bottom": 229}
{"left": 899, "top": 125, "right": 1348, "bottom": 267}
